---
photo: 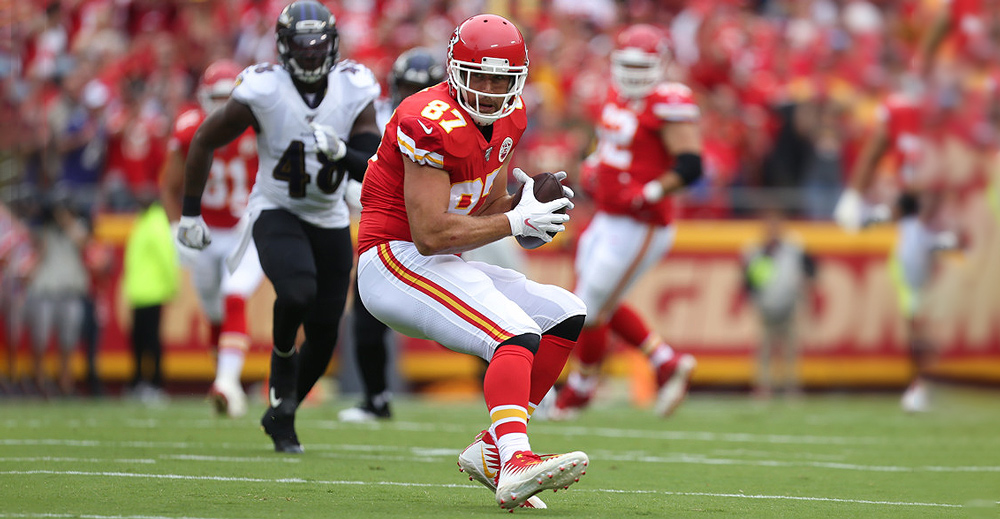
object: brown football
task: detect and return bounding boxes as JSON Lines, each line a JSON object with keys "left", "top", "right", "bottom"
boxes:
{"left": 509, "top": 171, "right": 566, "bottom": 250}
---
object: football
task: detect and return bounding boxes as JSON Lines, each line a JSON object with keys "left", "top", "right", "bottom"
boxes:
{"left": 509, "top": 171, "right": 566, "bottom": 250}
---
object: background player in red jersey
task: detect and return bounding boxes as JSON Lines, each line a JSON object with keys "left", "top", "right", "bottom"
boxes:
{"left": 161, "top": 59, "right": 263, "bottom": 418}
{"left": 552, "top": 24, "right": 701, "bottom": 419}
{"left": 356, "top": 14, "right": 588, "bottom": 510}
{"left": 834, "top": 86, "right": 949, "bottom": 413}
{"left": 834, "top": 0, "right": 984, "bottom": 413}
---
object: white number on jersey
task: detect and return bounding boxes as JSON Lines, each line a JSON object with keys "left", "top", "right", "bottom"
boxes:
{"left": 596, "top": 104, "right": 640, "bottom": 170}
{"left": 202, "top": 157, "right": 250, "bottom": 215}
{"left": 448, "top": 166, "right": 501, "bottom": 215}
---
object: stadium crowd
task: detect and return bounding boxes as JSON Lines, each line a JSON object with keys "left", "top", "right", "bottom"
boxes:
{"left": 1, "top": 0, "right": 997, "bottom": 397}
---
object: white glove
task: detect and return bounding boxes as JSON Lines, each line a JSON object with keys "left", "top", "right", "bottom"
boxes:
{"left": 171, "top": 222, "right": 201, "bottom": 265}
{"left": 642, "top": 179, "right": 665, "bottom": 203}
{"left": 868, "top": 203, "right": 892, "bottom": 226}
{"left": 310, "top": 122, "right": 347, "bottom": 161}
{"left": 345, "top": 179, "right": 363, "bottom": 212}
{"left": 177, "top": 215, "right": 212, "bottom": 250}
{"left": 552, "top": 171, "right": 576, "bottom": 200}
{"left": 505, "top": 168, "right": 571, "bottom": 242}
{"left": 833, "top": 188, "right": 864, "bottom": 233}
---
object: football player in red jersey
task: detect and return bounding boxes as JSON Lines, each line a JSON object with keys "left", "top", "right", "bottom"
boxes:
{"left": 356, "top": 14, "right": 588, "bottom": 510}
{"left": 834, "top": 82, "right": 956, "bottom": 413}
{"left": 552, "top": 24, "right": 700, "bottom": 420}
{"left": 161, "top": 59, "right": 263, "bottom": 419}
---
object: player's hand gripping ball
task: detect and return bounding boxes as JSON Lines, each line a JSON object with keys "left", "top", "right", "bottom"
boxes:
{"left": 510, "top": 171, "right": 568, "bottom": 249}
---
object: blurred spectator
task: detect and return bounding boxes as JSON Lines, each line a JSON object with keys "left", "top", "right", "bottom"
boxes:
{"left": 6, "top": 0, "right": 995, "bottom": 220}
{"left": 24, "top": 191, "right": 90, "bottom": 397}
{"left": 800, "top": 98, "right": 847, "bottom": 220}
{"left": 51, "top": 70, "right": 109, "bottom": 219}
{"left": 122, "top": 189, "right": 178, "bottom": 404}
{"left": 103, "top": 75, "right": 168, "bottom": 212}
{"left": 0, "top": 201, "right": 37, "bottom": 395}
{"left": 742, "top": 207, "right": 818, "bottom": 399}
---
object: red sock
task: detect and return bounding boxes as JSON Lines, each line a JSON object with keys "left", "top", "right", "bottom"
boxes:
{"left": 609, "top": 303, "right": 652, "bottom": 349}
{"left": 576, "top": 324, "right": 610, "bottom": 366}
{"left": 528, "top": 335, "right": 575, "bottom": 411}
{"left": 221, "top": 296, "right": 248, "bottom": 337}
{"left": 484, "top": 345, "right": 533, "bottom": 439}
{"left": 209, "top": 323, "right": 223, "bottom": 352}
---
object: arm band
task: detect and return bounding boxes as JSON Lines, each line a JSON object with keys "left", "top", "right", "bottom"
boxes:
{"left": 673, "top": 152, "right": 703, "bottom": 186}
{"left": 338, "top": 132, "right": 382, "bottom": 182}
{"left": 181, "top": 195, "right": 202, "bottom": 217}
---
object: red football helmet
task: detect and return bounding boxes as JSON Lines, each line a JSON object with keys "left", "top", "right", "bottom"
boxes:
{"left": 198, "top": 59, "right": 242, "bottom": 114}
{"left": 447, "top": 14, "right": 528, "bottom": 126}
{"left": 611, "top": 24, "right": 669, "bottom": 99}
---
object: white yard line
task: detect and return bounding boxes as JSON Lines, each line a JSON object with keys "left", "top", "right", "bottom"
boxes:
{"left": 2, "top": 418, "right": 890, "bottom": 446}
{"left": 591, "top": 451, "right": 1000, "bottom": 473}
{"left": 0, "top": 470, "right": 974, "bottom": 509}
{"left": 160, "top": 454, "right": 300, "bottom": 463}
{"left": 0, "top": 457, "right": 155, "bottom": 464}
{"left": 4, "top": 438, "right": 998, "bottom": 474}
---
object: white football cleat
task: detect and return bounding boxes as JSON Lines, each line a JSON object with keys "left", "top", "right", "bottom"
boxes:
{"left": 901, "top": 380, "right": 930, "bottom": 413}
{"left": 654, "top": 353, "right": 696, "bottom": 417}
{"left": 495, "top": 450, "right": 589, "bottom": 510}
{"left": 208, "top": 379, "right": 247, "bottom": 418}
{"left": 458, "top": 430, "right": 546, "bottom": 509}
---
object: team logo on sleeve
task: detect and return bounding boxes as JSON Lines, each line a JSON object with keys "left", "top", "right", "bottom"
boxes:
{"left": 498, "top": 137, "right": 513, "bottom": 163}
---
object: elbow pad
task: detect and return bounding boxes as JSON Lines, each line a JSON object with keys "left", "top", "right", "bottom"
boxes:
{"left": 673, "top": 152, "right": 703, "bottom": 186}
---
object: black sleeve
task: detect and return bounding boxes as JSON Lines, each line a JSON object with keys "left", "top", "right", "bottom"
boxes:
{"left": 337, "top": 132, "right": 381, "bottom": 183}
{"left": 802, "top": 253, "right": 817, "bottom": 279}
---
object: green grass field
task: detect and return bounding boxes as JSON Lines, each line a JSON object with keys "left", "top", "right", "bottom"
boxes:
{"left": 2, "top": 386, "right": 999, "bottom": 519}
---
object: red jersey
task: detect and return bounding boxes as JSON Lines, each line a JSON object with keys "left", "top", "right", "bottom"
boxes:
{"left": 947, "top": 0, "right": 989, "bottom": 61}
{"left": 358, "top": 83, "right": 527, "bottom": 253}
{"left": 592, "top": 82, "right": 700, "bottom": 226}
{"left": 105, "top": 107, "right": 167, "bottom": 192}
{"left": 879, "top": 93, "right": 926, "bottom": 186}
{"left": 168, "top": 107, "right": 257, "bottom": 229}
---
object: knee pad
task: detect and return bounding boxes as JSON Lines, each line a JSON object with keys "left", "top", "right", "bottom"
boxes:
{"left": 497, "top": 333, "right": 541, "bottom": 355}
{"left": 544, "top": 314, "right": 586, "bottom": 342}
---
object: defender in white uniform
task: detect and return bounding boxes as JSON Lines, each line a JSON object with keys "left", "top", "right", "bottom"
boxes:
{"left": 178, "top": 0, "right": 381, "bottom": 453}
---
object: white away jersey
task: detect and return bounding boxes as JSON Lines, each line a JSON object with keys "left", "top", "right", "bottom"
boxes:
{"left": 232, "top": 60, "right": 380, "bottom": 228}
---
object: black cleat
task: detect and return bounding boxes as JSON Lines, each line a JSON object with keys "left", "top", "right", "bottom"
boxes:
{"left": 261, "top": 407, "right": 303, "bottom": 454}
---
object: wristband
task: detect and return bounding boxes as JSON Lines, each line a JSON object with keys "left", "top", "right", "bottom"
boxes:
{"left": 181, "top": 195, "right": 202, "bottom": 217}
{"left": 673, "top": 153, "right": 703, "bottom": 186}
